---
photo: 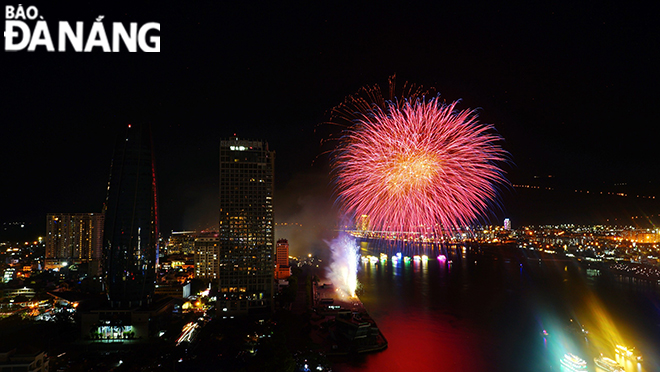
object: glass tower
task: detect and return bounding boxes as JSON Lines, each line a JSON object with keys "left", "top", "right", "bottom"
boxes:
{"left": 218, "top": 138, "right": 274, "bottom": 313}
{"left": 103, "top": 124, "right": 159, "bottom": 308}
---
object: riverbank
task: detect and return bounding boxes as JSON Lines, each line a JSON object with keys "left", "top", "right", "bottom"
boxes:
{"left": 310, "top": 280, "right": 387, "bottom": 356}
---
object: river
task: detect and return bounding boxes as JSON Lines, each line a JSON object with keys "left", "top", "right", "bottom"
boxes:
{"left": 332, "top": 246, "right": 660, "bottom": 372}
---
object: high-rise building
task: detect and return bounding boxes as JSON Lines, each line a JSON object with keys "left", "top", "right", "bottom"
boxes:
{"left": 504, "top": 218, "right": 511, "bottom": 231}
{"left": 357, "top": 214, "right": 370, "bottom": 232}
{"left": 166, "top": 231, "right": 197, "bottom": 255}
{"left": 45, "top": 213, "right": 104, "bottom": 275}
{"left": 102, "top": 124, "right": 159, "bottom": 308}
{"left": 218, "top": 138, "right": 275, "bottom": 313}
{"left": 194, "top": 233, "right": 219, "bottom": 281}
{"left": 275, "top": 239, "right": 290, "bottom": 280}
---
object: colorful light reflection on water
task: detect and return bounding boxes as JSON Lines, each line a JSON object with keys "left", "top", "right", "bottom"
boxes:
{"left": 333, "top": 246, "right": 660, "bottom": 372}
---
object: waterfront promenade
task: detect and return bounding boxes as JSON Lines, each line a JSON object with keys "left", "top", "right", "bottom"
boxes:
{"left": 311, "top": 279, "right": 387, "bottom": 355}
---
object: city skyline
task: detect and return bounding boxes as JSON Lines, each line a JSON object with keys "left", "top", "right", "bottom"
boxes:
{"left": 2, "top": 3, "right": 660, "bottom": 370}
{"left": 3, "top": 1, "right": 660, "bottom": 239}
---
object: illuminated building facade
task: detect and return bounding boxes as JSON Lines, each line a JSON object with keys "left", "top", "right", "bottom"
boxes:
{"left": 45, "top": 213, "right": 104, "bottom": 274}
{"left": 275, "top": 238, "right": 291, "bottom": 280}
{"left": 2, "top": 268, "right": 16, "bottom": 283}
{"left": 357, "top": 214, "right": 370, "bottom": 232}
{"left": 194, "top": 234, "right": 220, "bottom": 281}
{"left": 626, "top": 231, "right": 660, "bottom": 244}
{"left": 504, "top": 218, "right": 511, "bottom": 230}
{"left": 218, "top": 138, "right": 275, "bottom": 313}
{"left": 103, "top": 124, "right": 159, "bottom": 308}
{"left": 166, "top": 231, "right": 196, "bottom": 255}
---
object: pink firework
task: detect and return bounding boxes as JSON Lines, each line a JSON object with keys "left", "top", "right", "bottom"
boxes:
{"left": 331, "top": 94, "right": 508, "bottom": 234}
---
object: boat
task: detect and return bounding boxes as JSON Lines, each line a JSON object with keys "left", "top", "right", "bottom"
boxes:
{"left": 594, "top": 356, "right": 624, "bottom": 372}
{"left": 560, "top": 353, "right": 587, "bottom": 371}
{"left": 615, "top": 344, "right": 643, "bottom": 362}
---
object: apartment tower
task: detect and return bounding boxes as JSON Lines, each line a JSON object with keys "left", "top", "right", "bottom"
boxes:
{"left": 218, "top": 137, "right": 274, "bottom": 313}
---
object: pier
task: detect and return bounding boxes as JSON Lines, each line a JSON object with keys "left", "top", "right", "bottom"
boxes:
{"left": 309, "top": 280, "right": 387, "bottom": 355}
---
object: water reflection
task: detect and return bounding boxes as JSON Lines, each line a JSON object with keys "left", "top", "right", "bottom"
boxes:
{"left": 336, "top": 244, "right": 660, "bottom": 372}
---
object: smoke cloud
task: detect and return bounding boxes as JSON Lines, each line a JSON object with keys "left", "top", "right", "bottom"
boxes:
{"left": 325, "top": 233, "right": 359, "bottom": 297}
{"left": 274, "top": 170, "right": 339, "bottom": 258}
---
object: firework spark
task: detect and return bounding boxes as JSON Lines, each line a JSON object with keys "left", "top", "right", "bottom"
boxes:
{"left": 331, "top": 88, "right": 508, "bottom": 234}
{"left": 326, "top": 233, "right": 359, "bottom": 297}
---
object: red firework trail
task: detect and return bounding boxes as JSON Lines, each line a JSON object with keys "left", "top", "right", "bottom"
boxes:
{"left": 330, "top": 89, "right": 508, "bottom": 234}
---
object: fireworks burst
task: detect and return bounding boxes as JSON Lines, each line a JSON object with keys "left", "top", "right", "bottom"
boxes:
{"left": 326, "top": 233, "right": 359, "bottom": 297}
{"left": 331, "top": 81, "right": 508, "bottom": 234}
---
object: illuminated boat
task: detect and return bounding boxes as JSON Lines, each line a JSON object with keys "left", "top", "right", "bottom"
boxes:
{"left": 560, "top": 353, "right": 587, "bottom": 371}
{"left": 615, "top": 344, "right": 643, "bottom": 362}
{"left": 594, "top": 356, "right": 623, "bottom": 372}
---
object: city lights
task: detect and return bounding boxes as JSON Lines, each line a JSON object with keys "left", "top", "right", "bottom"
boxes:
{"left": 2, "top": 3, "right": 659, "bottom": 371}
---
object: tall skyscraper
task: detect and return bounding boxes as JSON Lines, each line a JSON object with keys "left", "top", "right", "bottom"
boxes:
{"left": 103, "top": 124, "right": 159, "bottom": 308}
{"left": 45, "top": 213, "right": 104, "bottom": 275}
{"left": 356, "top": 214, "right": 370, "bottom": 232}
{"left": 218, "top": 137, "right": 275, "bottom": 313}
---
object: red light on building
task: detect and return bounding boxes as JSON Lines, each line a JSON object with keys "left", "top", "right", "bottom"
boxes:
{"left": 275, "top": 239, "right": 291, "bottom": 280}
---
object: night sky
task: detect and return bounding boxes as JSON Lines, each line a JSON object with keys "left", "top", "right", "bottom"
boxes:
{"left": 3, "top": 1, "right": 660, "bottom": 244}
